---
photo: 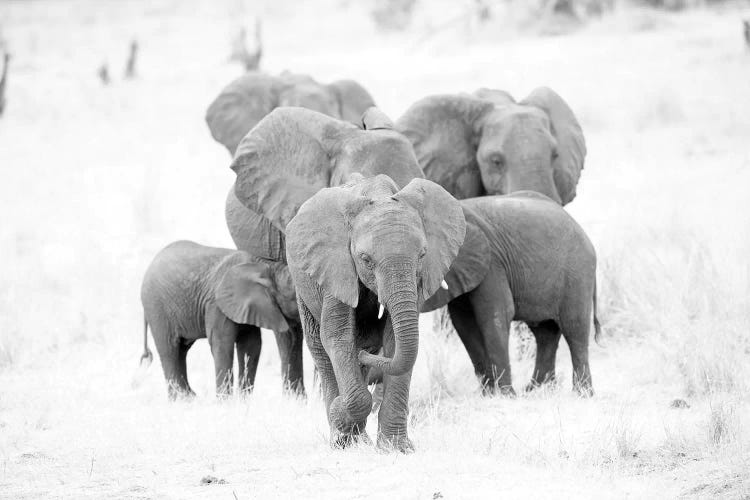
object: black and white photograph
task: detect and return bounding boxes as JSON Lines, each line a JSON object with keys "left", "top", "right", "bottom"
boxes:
{"left": 1, "top": 0, "right": 749, "bottom": 497}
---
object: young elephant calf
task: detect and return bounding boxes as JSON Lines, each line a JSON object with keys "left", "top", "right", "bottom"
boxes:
{"left": 423, "top": 192, "right": 600, "bottom": 397}
{"left": 140, "top": 241, "right": 296, "bottom": 399}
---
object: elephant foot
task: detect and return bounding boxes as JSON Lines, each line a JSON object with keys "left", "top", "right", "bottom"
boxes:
{"left": 524, "top": 376, "right": 558, "bottom": 394}
{"left": 330, "top": 426, "right": 371, "bottom": 449}
{"left": 480, "top": 380, "right": 516, "bottom": 398}
{"left": 167, "top": 385, "right": 196, "bottom": 401}
{"left": 573, "top": 382, "right": 594, "bottom": 398}
{"left": 282, "top": 379, "right": 307, "bottom": 399}
{"left": 377, "top": 432, "right": 414, "bottom": 454}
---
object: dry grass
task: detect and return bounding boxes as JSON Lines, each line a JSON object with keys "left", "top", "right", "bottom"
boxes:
{"left": 1, "top": 0, "right": 749, "bottom": 498}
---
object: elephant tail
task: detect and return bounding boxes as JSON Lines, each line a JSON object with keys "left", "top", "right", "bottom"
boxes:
{"left": 131, "top": 314, "right": 153, "bottom": 389}
{"left": 593, "top": 279, "right": 603, "bottom": 346}
{"left": 139, "top": 314, "right": 153, "bottom": 368}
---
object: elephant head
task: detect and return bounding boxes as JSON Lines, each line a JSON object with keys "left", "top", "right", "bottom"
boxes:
{"left": 212, "top": 253, "right": 290, "bottom": 332}
{"left": 396, "top": 87, "right": 586, "bottom": 204}
{"left": 229, "top": 106, "right": 424, "bottom": 234}
{"left": 206, "top": 72, "right": 376, "bottom": 155}
{"left": 286, "top": 175, "right": 466, "bottom": 376}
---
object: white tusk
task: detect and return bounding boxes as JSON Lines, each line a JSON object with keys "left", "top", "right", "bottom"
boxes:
{"left": 441, "top": 280, "right": 449, "bottom": 290}
{"left": 378, "top": 303, "right": 385, "bottom": 319}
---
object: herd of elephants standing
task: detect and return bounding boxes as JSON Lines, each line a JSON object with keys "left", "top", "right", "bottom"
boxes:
{"left": 139, "top": 64, "right": 600, "bottom": 452}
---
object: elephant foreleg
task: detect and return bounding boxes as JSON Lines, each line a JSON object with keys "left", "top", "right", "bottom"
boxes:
{"left": 273, "top": 322, "right": 306, "bottom": 397}
{"left": 377, "top": 319, "right": 414, "bottom": 453}
{"left": 468, "top": 267, "right": 515, "bottom": 396}
{"left": 207, "top": 312, "right": 239, "bottom": 398}
{"left": 319, "top": 294, "right": 372, "bottom": 447}
{"left": 447, "top": 296, "right": 488, "bottom": 378}
{"left": 236, "top": 324, "right": 262, "bottom": 394}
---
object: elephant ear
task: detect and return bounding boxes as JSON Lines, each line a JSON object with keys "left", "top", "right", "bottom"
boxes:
{"left": 231, "top": 107, "right": 357, "bottom": 232}
{"left": 225, "top": 188, "right": 286, "bottom": 263}
{"left": 394, "top": 179, "right": 467, "bottom": 301}
{"left": 361, "top": 107, "right": 394, "bottom": 130}
{"left": 328, "top": 79, "right": 377, "bottom": 123}
{"left": 473, "top": 87, "right": 515, "bottom": 106}
{"left": 521, "top": 87, "right": 586, "bottom": 205}
{"left": 205, "top": 73, "right": 279, "bottom": 155}
{"left": 422, "top": 207, "right": 491, "bottom": 312}
{"left": 396, "top": 95, "right": 494, "bottom": 199}
{"left": 286, "top": 185, "right": 361, "bottom": 308}
{"left": 215, "top": 262, "right": 289, "bottom": 331}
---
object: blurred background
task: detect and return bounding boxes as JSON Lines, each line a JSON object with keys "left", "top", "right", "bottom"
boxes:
{"left": 1, "top": 0, "right": 749, "bottom": 497}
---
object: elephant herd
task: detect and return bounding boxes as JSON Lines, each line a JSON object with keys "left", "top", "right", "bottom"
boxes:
{"left": 139, "top": 69, "right": 599, "bottom": 452}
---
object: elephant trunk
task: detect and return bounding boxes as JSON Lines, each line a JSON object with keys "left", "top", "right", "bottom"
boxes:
{"left": 507, "top": 150, "right": 561, "bottom": 203}
{"left": 358, "top": 259, "right": 419, "bottom": 376}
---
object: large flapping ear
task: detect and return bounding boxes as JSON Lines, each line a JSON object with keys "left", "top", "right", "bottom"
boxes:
{"left": 231, "top": 107, "right": 357, "bottom": 232}
{"left": 205, "top": 73, "right": 279, "bottom": 155}
{"left": 393, "top": 179, "right": 466, "bottom": 300}
{"left": 473, "top": 87, "right": 516, "bottom": 106}
{"left": 521, "top": 87, "right": 586, "bottom": 205}
{"left": 215, "top": 262, "right": 289, "bottom": 331}
{"left": 286, "top": 185, "right": 363, "bottom": 308}
{"left": 225, "top": 188, "right": 286, "bottom": 263}
{"left": 328, "top": 79, "right": 377, "bottom": 123}
{"left": 395, "top": 95, "right": 494, "bottom": 198}
{"left": 361, "top": 107, "right": 394, "bottom": 130}
{"left": 422, "top": 206, "right": 491, "bottom": 311}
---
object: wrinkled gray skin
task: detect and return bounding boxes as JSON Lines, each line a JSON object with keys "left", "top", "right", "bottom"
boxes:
{"left": 287, "top": 176, "right": 465, "bottom": 452}
{"left": 396, "top": 87, "right": 586, "bottom": 205}
{"left": 205, "top": 73, "right": 377, "bottom": 396}
{"left": 228, "top": 108, "right": 461, "bottom": 452}
{"left": 140, "top": 241, "right": 300, "bottom": 399}
{"left": 423, "top": 192, "right": 600, "bottom": 397}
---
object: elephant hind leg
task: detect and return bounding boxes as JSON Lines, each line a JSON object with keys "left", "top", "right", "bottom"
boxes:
{"left": 236, "top": 325, "right": 262, "bottom": 394}
{"left": 559, "top": 314, "right": 593, "bottom": 397}
{"left": 525, "top": 320, "right": 561, "bottom": 393}
{"left": 152, "top": 321, "right": 195, "bottom": 400}
{"left": 273, "top": 322, "right": 306, "bottom": 397}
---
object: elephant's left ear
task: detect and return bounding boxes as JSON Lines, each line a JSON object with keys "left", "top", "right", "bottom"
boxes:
{"left": 327, "top": 79, "right": 377, "bottom": 124}
{"left": 215, "top": 262, "right": 290, "bottom": 332}
{"left": 361, "top": 107, "right": 394, "bottom": 130}
{"left": 521, "top": 87, "right": 586, "bottom": 205}
{"left": 394, "top": 179, "right": 467, "bottom": 301}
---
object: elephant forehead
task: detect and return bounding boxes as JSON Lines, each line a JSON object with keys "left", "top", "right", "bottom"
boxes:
{"left": 338, "top": 133, "right": 422, "bottom": 187}
{"left": 352, "top": 202, "right": 424, "bottom": 243}
{"left": 489, "top": 106, "right": 550, "bottom": 134}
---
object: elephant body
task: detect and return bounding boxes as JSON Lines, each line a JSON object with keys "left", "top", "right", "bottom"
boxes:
{"left": 205, "top": 73, "right": 378, "bottom": 391}
{"left": 226, "top": 107, "right": 461, "bottom": 451}
{"left": 140, "top": 241, "right": 302, "bottom": 399}
{"left": 287, "top": 175, "right": 465, "bottom": 451}
{"left": 396, "top": 87, "right": 586, "bottom": 205}
{"left": 423, "top": 192, "right": 599, "bottom": 396}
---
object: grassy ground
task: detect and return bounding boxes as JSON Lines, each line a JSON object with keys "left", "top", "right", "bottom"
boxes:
{"left": 1, "top": 1, "right": 749, "bottom": 498}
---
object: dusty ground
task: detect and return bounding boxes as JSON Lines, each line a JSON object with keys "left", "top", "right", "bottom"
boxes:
{"left": 1, "top": 1, "right": 749, "bottom": 498}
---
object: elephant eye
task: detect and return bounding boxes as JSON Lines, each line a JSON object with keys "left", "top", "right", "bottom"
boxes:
{"left": 551, "top": 148, "right": 559, "bottom": 161}
{"left": 360, "top": 253, "right": 374, "bottom": 267}
{"left": 418, "top": 247, "right": 427, "bottom": 260}
{"left": 490, "top": 153, "right": 505, "bottom": 168}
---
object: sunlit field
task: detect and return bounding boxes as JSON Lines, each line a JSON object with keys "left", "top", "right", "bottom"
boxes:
{"left": 1, "top": 1, "right": 749, "bottom": 498}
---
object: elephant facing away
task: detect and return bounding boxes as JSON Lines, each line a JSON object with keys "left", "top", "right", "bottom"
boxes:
{"left": 140, "top": 241, "right": 301, "bottom": 399}
{"left": 396, "top": 87, "right": 586, "bottom": 205}
{"left": 423, "top": 192, "right": 600, "bottom": 397}
{"left": 286, "top": 175, "right": 465, "bottom": 452}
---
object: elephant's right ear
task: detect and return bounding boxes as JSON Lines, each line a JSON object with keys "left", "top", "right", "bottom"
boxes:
{"left": 396, "top": 95, "right": 494, "bottom": 195}
{"left": 327, "top": 79, "right": 376, "bottom": 124}
{"left": 231, "top": 107, "right": 358, "bottom": 232}
{"left": 361, "top": 107, "right": 394, "bottom": 130}
{"left": 215, "top": 262, "right": 289, "bottom": 332}
{"left": 422, "top": 208, "right": 491, "bottom": 312}
{"left": 205, "top": 73, "right": 279, "bottom": 155}
{"left": 286, "top": 185, "right": 362, "bottom": 308}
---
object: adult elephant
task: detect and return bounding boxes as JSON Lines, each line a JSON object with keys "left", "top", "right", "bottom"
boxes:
{"left": 396, "top": 87, "right": 586, "bottom": 204}
{"left": 229, "top": 108, "right": 447, "bottom": 452}
{"left": 204, "top": 72, "right": 376, "bottom": 395}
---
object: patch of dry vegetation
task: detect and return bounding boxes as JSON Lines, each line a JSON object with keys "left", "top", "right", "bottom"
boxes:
{"left": 0, "top": 0, "right": 749, "bottom": 498}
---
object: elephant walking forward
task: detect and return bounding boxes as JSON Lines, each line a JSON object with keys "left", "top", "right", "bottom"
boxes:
{"left": 423, "top": 192, "right": 600, "bottom": 397}
{"left": 287, "top": 176, "right": 465, "bottom": 451}
{"left": 140, "top": 241, "right": 299, "bottom": 399}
